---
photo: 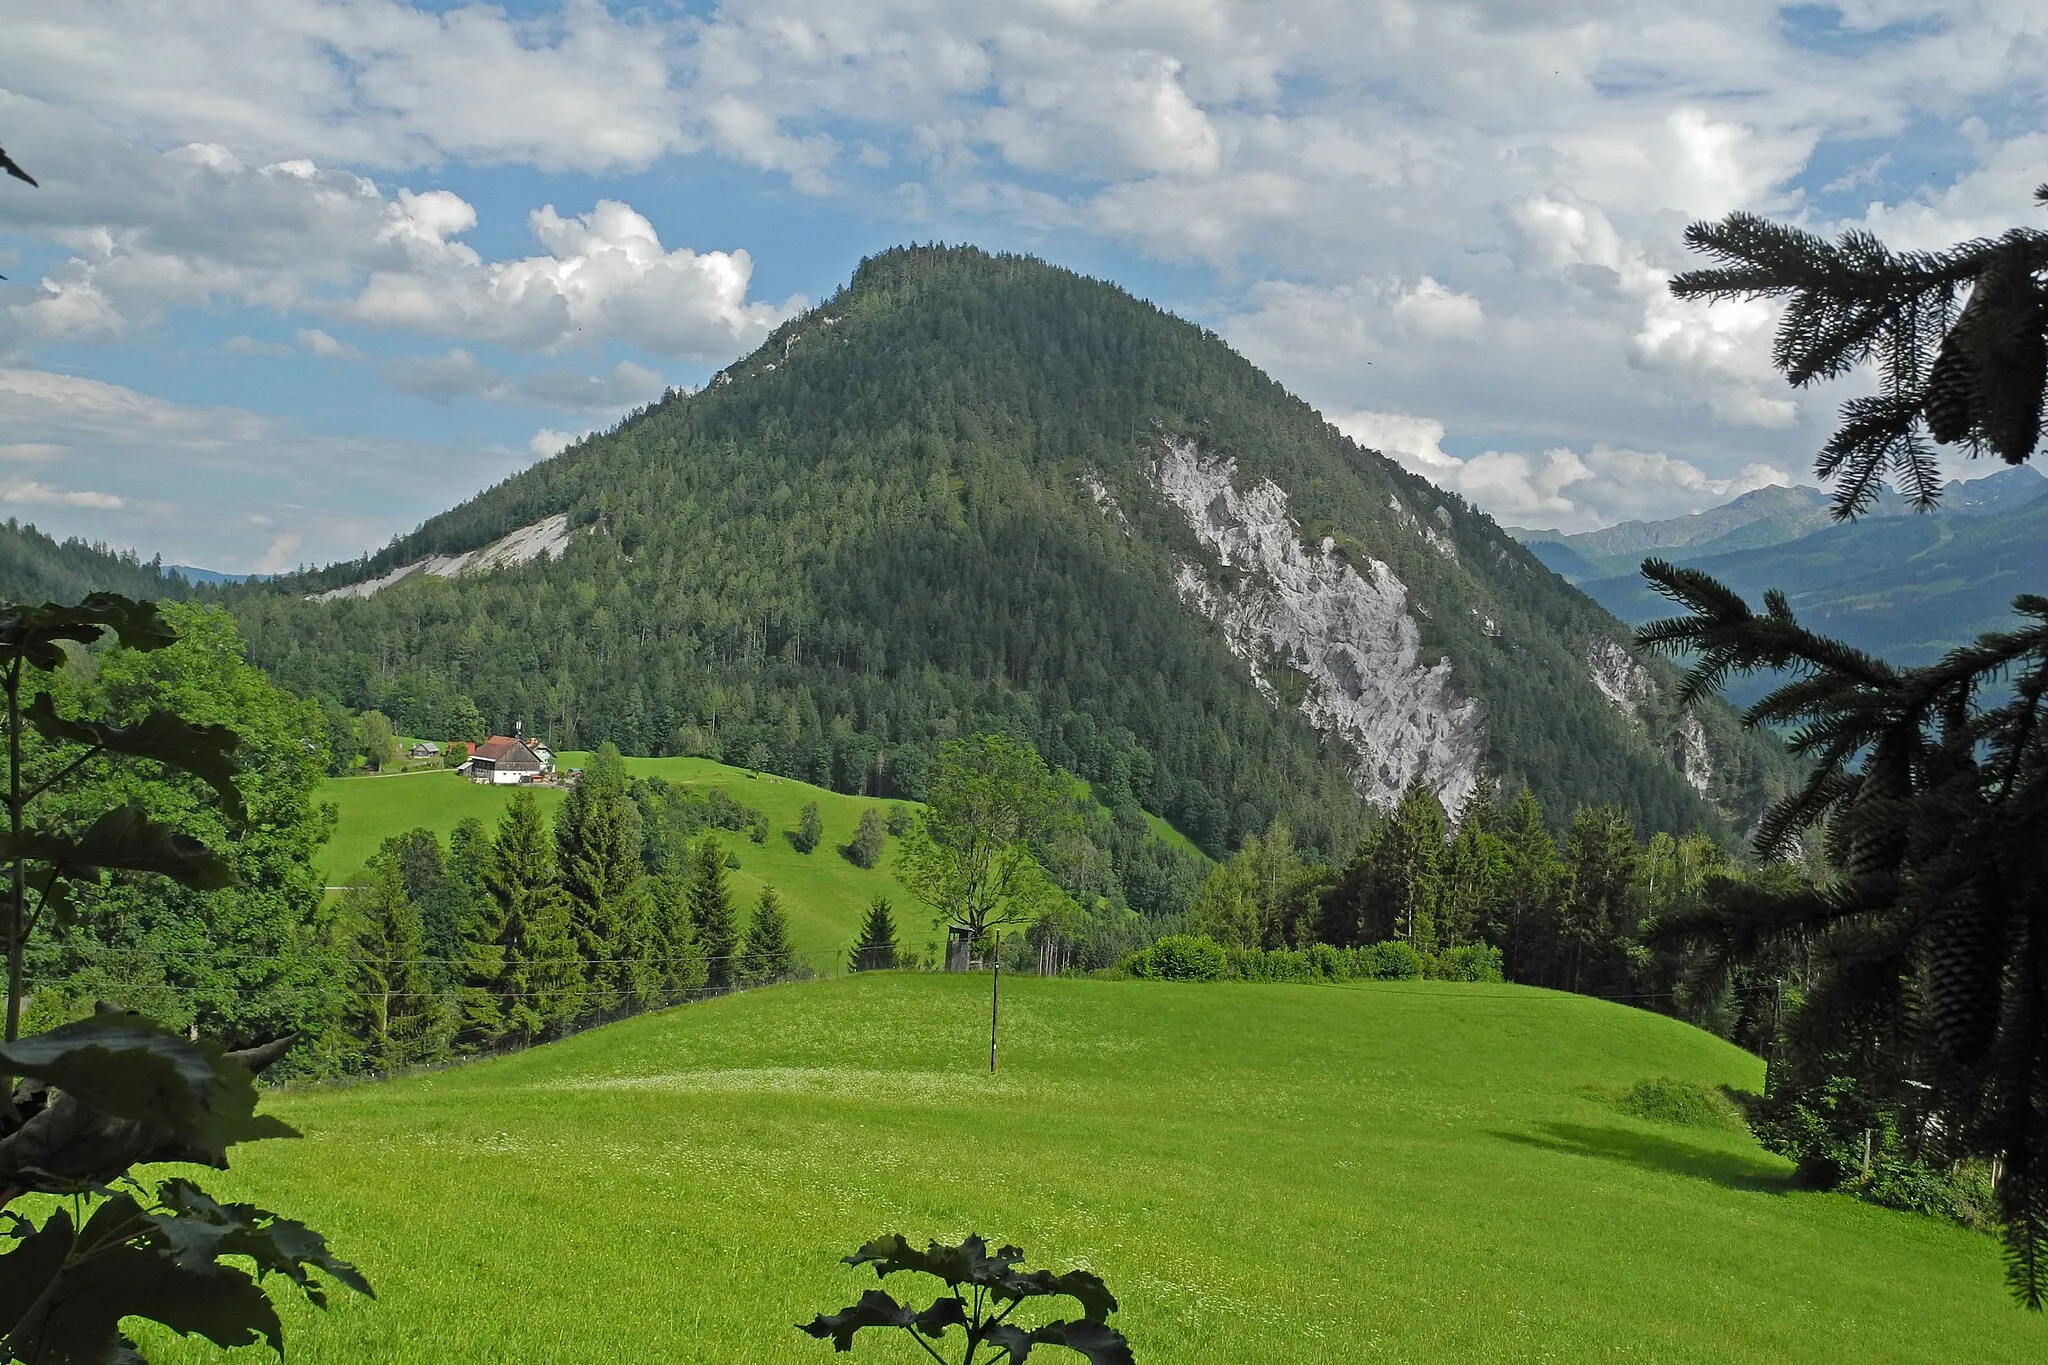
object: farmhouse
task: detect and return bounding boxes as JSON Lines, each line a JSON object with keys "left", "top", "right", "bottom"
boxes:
{"left": 407, "top": 741, "right": 440, "bottom": 759}
{"left": 462, "top": 734, "right": 554, "bottom": 785}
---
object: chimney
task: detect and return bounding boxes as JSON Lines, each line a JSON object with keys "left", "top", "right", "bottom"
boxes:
{"left": 515, "top": 719, "right": 523, "bottom": 738}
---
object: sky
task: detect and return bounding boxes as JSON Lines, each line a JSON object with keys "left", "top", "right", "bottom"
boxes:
{"left": 0, "top": 1, "right": 2042, "bottom": 573}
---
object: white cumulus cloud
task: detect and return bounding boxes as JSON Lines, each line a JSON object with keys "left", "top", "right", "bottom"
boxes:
{"left": 1331, "top": 408, "right": 1792, "bottom": 532}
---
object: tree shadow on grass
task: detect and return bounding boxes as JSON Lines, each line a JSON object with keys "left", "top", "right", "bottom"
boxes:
{"left": 1493, "top": 1122, "right": 1795, "bottom": 1195}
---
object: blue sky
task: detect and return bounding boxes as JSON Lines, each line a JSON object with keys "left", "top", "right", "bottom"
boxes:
{"left": 0, "top": 0, "right": 2042, "bottom": 572}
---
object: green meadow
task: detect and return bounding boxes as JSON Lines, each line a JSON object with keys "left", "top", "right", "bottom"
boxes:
{"left": 315, "top": 758, "right": 927, "bottom": 969}
{"left": 146, "top": 974, "right": 2031, "bottom": 1362}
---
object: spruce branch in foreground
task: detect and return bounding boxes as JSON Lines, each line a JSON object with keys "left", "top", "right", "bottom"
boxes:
{"left": 1671, "top": 188, "right": 2048, "bottom": 515}
{"left": 1637, "top": 563, "right": 2048, "bottom": 1306}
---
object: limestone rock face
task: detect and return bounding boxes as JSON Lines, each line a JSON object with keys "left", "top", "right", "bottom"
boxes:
{"left": 312, "top": 514, "right": 572, "bottom": 601}
{"left": 1151, "top": 436, "right": 1483, "bottom": 813}
{"left": 1587, "top": 640, "right": 1714, "bottom": 797}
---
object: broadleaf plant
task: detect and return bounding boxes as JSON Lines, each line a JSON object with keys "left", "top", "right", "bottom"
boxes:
{"left": 799, "top": 1233, "right": 1134, "bottom": 1364}
{"left": 0, "top": 593, "right": 369, "bottom": 1360}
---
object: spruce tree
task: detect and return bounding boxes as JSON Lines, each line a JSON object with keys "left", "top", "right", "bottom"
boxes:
{"left": 1495, "top": 787, "right": 1566, "bottom": 986}
{"left": 651, "top": 871, "right": 709, "bottom": 1000}
{"left": 1440, "top": 802, "right": 1509, "bottom": 950}
{"left": 1323, "top": 777, "right": 1448, "bottom": 950}
{"left": 476, "top": 789, "right": 583, "bottom": 1046}
{"left": 1671, "top": 187, "right": 2047, "bottom": 513}
{"left": 850, "top": 896, "right": 900, "bottom": 972}
{"left": 342, "top": 857, "right": 451, "bottom": 1072}
{"left": 556, "top": 742, "right": 657, "bottom": 1017}
{"left": 689, "top": 832, "right": 740, "bottom": 990}
{"left": 1558, "top": 805, "right": 1639, "bottom": 995}
{"left": 740, "top": 884, "right": 796, "bottom": 985}
{"left": 1653, "top": 183, "right": 2048, "bottom": 1304}
{"left": 381, "top": 827, "right": 466, "bottom": 985}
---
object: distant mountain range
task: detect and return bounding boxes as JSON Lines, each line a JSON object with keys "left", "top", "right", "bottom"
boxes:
{"left": 1510, "top": 467, "right": 2047, "bottom": 704}
{"left": 168, "top": 565, "right": 268, "bottom": 586}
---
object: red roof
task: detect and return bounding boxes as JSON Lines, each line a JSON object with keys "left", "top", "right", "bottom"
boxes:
{"left": 473, "top": 736, "right": 543, "bottom": 768}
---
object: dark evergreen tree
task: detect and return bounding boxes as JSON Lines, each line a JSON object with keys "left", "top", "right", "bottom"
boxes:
{"left": 1321, "top": 777, "right": 1447, "bottom": 949}
{"left": 379, "top": 828, "right": 469, "bottom": 984}
{"left": 689, "top": 832, "right": 740, "bottom": 991}
{"left": 556, "top": 742, "right": 656, "bottom": 1016}
{"left": 484, "top": 789, "right": 583, "bottom": 1044}
{"left": 1648, "top": 181, "right": 2048, "bottom": 1306}
{"left": 740, "top": 884, "right": 796, "bottom": 985}
{"left": 1671, "top": 186, "right": 2047, "bottom": 514}
{"left": 1493, "top": 787, "right": 1567, "bottom": 987}
{"left": 341, "top": 858, "right": 450, "bottom": 1072}
{"left": 1559, "top": 805, "right": 1639, "bottom": 995}
{"left": 850, "top": 896, "right": 900, "bottom": 972}
{"left": 650, "top": 871, "right": 709, "bottom": 1000}
{"left": 1439, "top": 800, "right": 1509, "bottom": 950}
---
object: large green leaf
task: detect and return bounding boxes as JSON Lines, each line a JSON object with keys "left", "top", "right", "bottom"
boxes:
{"left": 845, "top": 1233, "right": 1117, "bottom": 1317}
{"left": 797, "top": 1289, "right": 918, "bottom": 1352}
{"left": 0, "top": 1196, "right": 284, "bottom": 1364}
{"left": 0, "top": 594, "right": 174, "bottom": 671}
{"left": 0, "top": 804, "right": 236, "bottom": 890}
{"left": 985, "top": 1320, "right": 1136, "bottom": 1364}
{"left": 0, "top": 1014, "right": 293, "bottom": 1155}
{"left": 154, "top": 1180, "right": 373, "bottom": 1304}
{"left": 26, "top": 694, "right": 244, "bottom": 820}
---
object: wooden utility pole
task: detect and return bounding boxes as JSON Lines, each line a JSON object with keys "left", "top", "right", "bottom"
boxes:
{"left": 990, "top": 930, "right": 1001, "bottom": 1075}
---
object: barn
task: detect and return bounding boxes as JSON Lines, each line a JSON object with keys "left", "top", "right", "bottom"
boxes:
{"left": 462, "top": 735, "right": 552, "bottom": 785}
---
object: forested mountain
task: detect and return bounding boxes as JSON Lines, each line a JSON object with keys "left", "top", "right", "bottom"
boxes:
{"left": 0, "top": 518, "right": 191, "bottom": 604}
{"left": 227, "top": 246, "right": 1792, "bottom": 856}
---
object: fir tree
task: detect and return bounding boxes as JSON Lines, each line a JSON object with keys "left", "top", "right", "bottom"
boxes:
{"left": 556, "top": 742, "right": 657, "bottom": 1016}
{"left": 689, "top": 832, "right": 740, "bottom": 990}
{"left": 341, "top": 857, "right": 451, "bottom": 1072}
{"left": 473, "top": 789, "right": 583, "bottom": 1046}
{"left": 1322, "top": 777, "right": 1447, "bottom": 949}
{"left": 1559, "top": 805, "right": 1639, "bottom": 995}
{"left": 381, "top": 827, "right": 468, "bottom": 985}
{"left": 1439, "top": 802, "right": 1510, "bottom": 950}
{"left": 1494, "top": 788, "right": 1566, "bottom": 986}
{"left": 651, "top": 871, "right": 709, "bottom": 1000}
{"left": 850, "top": 896, "right": 900, "bottom": 972}
{"left": 1671, "top": 187, "right": 2048, "bottom": 513}
{"left": 1651, "top": 181, "right": 2048, "bottom": 1306}
{"left": 740, "top": 884, "right": 796, "bottom": 985}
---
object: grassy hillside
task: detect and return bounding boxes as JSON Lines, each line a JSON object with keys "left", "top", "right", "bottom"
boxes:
{"left": 317, "top": 759, "right": 929, "bottom": 968}
{"left": 145, "top": 974, "right": 2030, "bottom": 1362}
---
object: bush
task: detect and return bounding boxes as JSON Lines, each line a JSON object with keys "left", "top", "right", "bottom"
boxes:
{"left": 1427, "top": 943, "right": 1504, "bottom": 983}
{"left": 1617, "top": 1076, "right": 1745, "bottom": 1130}
{"left": 1305, "top": 941, "right": 1351, "bottom": 981}
{"left": 1867, "top": 1160, "right": 1997, "bottom": 1228}
{"left": 1224, "top": 947, "right": 1311, "bottom": 982}
{"left": 1360, "top": 940, "right": 1424, "bottom": 980}
{"left": 1135, "top": 934, "right": 1227, "bottom": 981}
